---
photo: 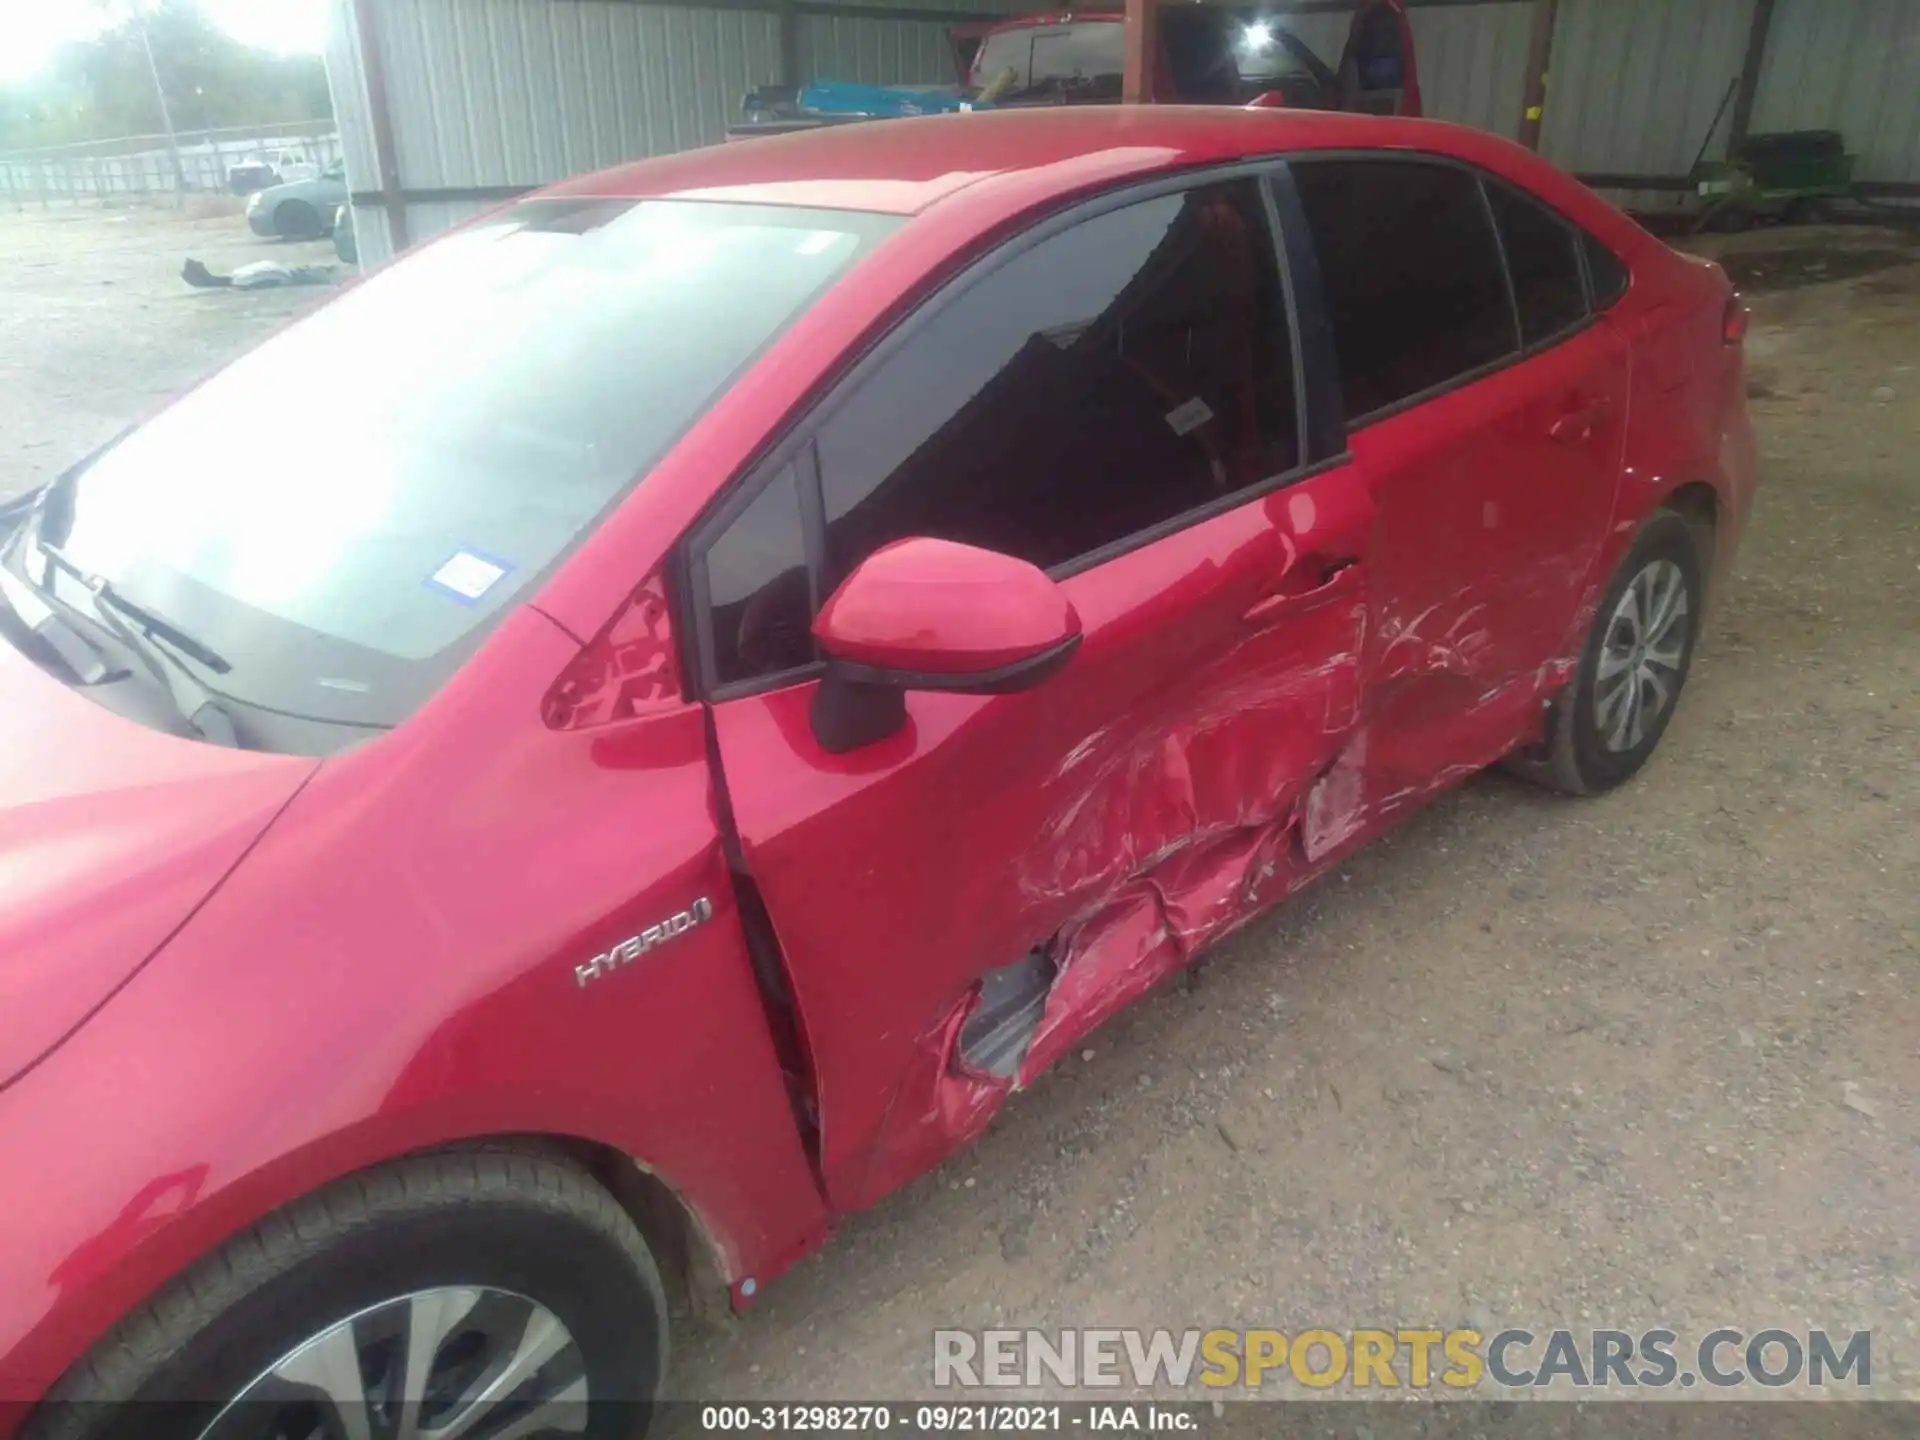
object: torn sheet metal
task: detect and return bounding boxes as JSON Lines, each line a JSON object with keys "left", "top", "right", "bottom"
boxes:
{"left": 865, "top": 993, "right": 1014, "bottom": 1199}
{"left": 776, "top": 443, "right": 1612, "bottom": 1211}
{"left": 1015, "top": 612, "right": 1364, "bottom": 907}
{"left": 859, "top": 621, "right": 1367, "bottom": 1203}
{"left": 887, "top": 792, "right": 1325, "bottom": 1187}
{"left": 871, "top": 628, "right": 1578, "bottom": 1199}
{"left": 1020, "top": 819, "right": 1299, "bottom": 1082}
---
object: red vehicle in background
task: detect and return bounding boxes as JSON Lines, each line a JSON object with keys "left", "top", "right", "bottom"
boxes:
{"left": 1, "top": 106, "right": 1751, "bottom": 1438}
{"left": 732, "top": 0, "right": 1420, "bottom": 137}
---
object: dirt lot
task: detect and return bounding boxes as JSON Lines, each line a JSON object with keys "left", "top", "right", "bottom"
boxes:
{"left": 1, "top": 207, "right": 1915, "bottom": 1403}
{"left": 0, "top": 204, "right": 335, "bottom": 503}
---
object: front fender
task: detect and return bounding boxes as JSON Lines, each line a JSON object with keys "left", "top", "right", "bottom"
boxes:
{"left": 0, "top": 888, "right": 824, "bottom": 1412}
{"left": 0, "top": 610, "right": 828, "bottom": 1412}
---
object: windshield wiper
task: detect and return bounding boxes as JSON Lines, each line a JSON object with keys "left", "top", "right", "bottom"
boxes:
{"left": 38, "top": 542, "right": 232, "bottom": 674}
{"left": 36, "top": 541, "right": 239, "bottom": 746}
{"left": 0, "top": 554, "right": 121, "bottom": 685}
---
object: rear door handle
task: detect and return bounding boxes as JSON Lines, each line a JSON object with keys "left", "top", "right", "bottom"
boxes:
{"left": 1549, "top": 397, "right": 1612, "bottom": 444}
{"left": 1242, "top": 559, "right": 1362, "bottom": 625}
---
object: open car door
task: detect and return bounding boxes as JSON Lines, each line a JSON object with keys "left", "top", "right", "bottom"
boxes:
{"left": 1338, "top": 0, "right": 1422, "bottom": 116}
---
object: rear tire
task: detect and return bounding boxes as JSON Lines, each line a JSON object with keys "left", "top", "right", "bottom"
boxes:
{"left": 1507, "top": 508, "right": 1704, "bottom": 796}
{"left": 28, "top": 1148, "right": 668, "bottom": 1440}
{"left": 274, "top": 200, "right": 323, "bottom": 241}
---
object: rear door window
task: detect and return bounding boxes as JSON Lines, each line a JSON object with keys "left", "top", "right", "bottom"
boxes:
{"left": 1583, "top": 231, "right": 1631, "bottom": 308}
{"left": 1291, "top": 159, "right": 1519, "bottom": 421}
{"left": 1486, "top": 182, "right": 1589, "bottom": 345}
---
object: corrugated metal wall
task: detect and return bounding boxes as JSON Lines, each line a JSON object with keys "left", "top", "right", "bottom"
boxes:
{"left": 1752, "top": 0, "right": 1920, "bottom": 189}
{"left": 327, "top": 0, "right": 1026, "bottom": 265}
{"left": 1539, "top": 0, "right": 1756, "bottom": 210}
{"left": 1537, "top": 0, "right": 1920, "bottom": 210}
{"left": 328, "top": 0, "right": 1920, "bottom": 267}
{"left": 797, "top": 14, "right": 964, "bottom": 89}
{"left": 795, "top": 0, "right": 1015, "bottom": 85}
{"left": 1408, "top": 1, "right": 1533, "bottom": 139}
{"left": 377, "top": 0, "right": 785, "bottom": 181}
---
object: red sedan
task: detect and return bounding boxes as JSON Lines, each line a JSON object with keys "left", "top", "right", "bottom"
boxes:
{"left": 0, "top": 107, "right": 1755, "bottom": 1437}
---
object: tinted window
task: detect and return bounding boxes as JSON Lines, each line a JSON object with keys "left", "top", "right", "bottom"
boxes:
{"left": 973, "top": 22, "right": 1123, "bottom": 101}
{"left": 1352, "top": 8, "right": 1406, "bottom": 87}
{"left": 706, "top": 463, "right": 812, "bottom": 686}
{"left": 1160, "top": 11, "right": 1245, "bottom": 102}
{"left": 48, "top": 197, "right": 895, "bottom": 732}
{"left": 1487, "top": 182, "right": 1587, "bottom": 345}
{"left": 1292, "top": 160, "right": 1518, "bottom": 420}
{"left": 1584, "top": 231, "right": 1630, "bottom": 308}
{"left": 813, "top": 181, "right": 1299, "bottom": 588}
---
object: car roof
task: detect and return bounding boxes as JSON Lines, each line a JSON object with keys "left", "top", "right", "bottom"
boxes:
{"left": 544, "top": 107, "right": 1507, "bottom": 221}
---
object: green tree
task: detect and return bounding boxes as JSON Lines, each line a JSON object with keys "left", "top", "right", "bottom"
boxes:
{"left": 0, "top": 0, "right": 329, "bottom": 150}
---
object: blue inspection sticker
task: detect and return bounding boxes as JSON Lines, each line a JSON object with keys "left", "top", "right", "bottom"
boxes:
{"left": 425, "top": 549, "right": 514, "bottom": 605}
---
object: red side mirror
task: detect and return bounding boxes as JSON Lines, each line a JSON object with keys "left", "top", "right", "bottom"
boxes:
{"left": 810, "top": 537, "right": 1082, "bottom": 751}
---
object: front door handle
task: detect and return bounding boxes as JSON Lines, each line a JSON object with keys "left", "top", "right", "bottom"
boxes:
{"left": 1549, "top": 397, "right": 1612, "bottom": 444}
{"left": 1242, "top": 559, "right": 1362, "bottom": 625}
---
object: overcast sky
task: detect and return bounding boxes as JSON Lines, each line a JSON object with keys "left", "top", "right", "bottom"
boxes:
{"left": 0, "top": 0, "right": 328, "bottom": 82}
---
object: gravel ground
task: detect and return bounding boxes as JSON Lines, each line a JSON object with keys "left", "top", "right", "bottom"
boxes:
{"left": 1, "top": 206, "right": 1914, "bottom": 1405}
{"left": 0, "top": 203, "right": 335, "bottom": 503}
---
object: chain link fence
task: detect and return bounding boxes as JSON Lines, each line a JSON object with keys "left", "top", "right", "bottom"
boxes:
{"left": 1, "top": 122, "right": 342, "bottom": 209}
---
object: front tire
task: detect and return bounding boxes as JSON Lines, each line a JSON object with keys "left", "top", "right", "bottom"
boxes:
{"left": 274, "top": 200, "right": 323, "bottom": 241}
{"left": 29, "top": 1149, "right": 668, "bottom": 1440}
{"left": 1510, "top": 508, "right": 1705, "bottom": 796}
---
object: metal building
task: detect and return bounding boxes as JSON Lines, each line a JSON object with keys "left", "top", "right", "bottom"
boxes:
{"left": 326, "top": 0, "right": 1920, "bottom": 268}
{"left": 324, "top": 0, "right": 1033, "bottom": 265}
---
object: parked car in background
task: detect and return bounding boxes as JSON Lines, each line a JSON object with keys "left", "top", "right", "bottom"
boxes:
{"left": 0, "top": 108, "right": 1755, "bottom": 1437}
{"left": 260, "top": 146, "right": 320, "bottom": 184}
{"left": 731, "top": 0, "right": 1418, "bottom": 137}
{"left": 225, "top": 147, "right": 322, "bottom": 195}
{"left": 246, "top": 158, "right": 347, "bottom": 241}
{"left": 223, "top": 156, "right": 280, "bottom": 195}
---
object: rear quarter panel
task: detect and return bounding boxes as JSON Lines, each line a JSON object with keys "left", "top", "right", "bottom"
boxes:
{"left": 1605, "top": 242, "right": 1755, "bottom": 598}
{"left": 1454, "top": 132, "right": 1756, "bottom": 606}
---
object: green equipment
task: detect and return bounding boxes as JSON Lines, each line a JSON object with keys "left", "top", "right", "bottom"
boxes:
{"left": 1692, "top": 129, "right": 1858, "bottom": 231}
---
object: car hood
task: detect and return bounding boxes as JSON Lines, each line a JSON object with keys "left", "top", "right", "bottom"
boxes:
{"left": 0, "top": 638, "right": 317, "bottom": 1090}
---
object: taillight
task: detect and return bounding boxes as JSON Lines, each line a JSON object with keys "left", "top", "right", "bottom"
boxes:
{"left": 1722, "top": 296, "right": 1750, "bottom": 345}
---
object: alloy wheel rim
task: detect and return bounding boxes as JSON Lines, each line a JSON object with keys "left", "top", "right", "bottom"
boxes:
{"left": 1595, "top": 557, "right": 1689, "bottom": 753}
{"left": 198, "top": 1286, "right": 588, "bottom": 1440}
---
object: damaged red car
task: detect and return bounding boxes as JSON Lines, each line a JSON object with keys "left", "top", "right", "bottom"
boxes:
{"left": 0, "top": 107, "right": 1755, "bottom": 1437}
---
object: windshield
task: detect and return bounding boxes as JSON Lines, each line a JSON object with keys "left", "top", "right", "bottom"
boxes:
{"left": 968, "top": 13, "right": 1269, "bottom": 103}
{"left": 42, "top": 196, "right": 896, "bottom": 737}
{"left": 971, "top": 21, "right": 1125, "bottom": 101}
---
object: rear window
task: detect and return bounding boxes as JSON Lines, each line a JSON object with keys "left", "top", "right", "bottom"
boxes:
{"left": 1584, "top": 231, "right": 1631, "bottom": 308}
{"left": 971, "top": 21, "right": 1124, "bottom": 100}
{"left": 1486, "top": 181, "right": 1589, "bottom": 345}
{"left": 49, "top": 197, "right": 896, "bottom": 732}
